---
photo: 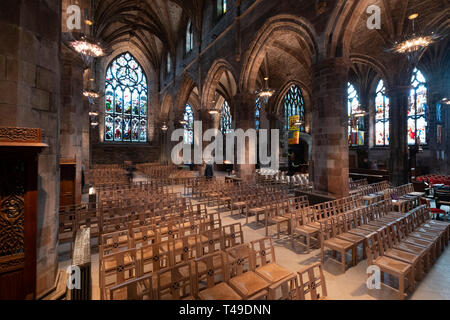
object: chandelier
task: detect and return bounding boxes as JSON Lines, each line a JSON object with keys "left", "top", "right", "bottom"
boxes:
{"left": 388, "top": 14, "right": 440, "bottom": 64}
{"left": 70, "top": 36, "right": 105, "bottom": 58}
{"left": 83, "top": 89, "right": 100, "bottom": 99}
{"left": 161, "top": 123, "right": 169, "bottom": 131}
{"left": 255, "top": 77, "right": 275, "bottom": 104}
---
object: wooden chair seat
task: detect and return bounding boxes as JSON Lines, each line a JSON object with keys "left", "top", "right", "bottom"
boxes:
{"left": 323, "top": 238, "right": 354, "bottom": 251}
{"left": 373, "top": 256, "right": 412, "bottom": 274}
{"left": 347, "top": 228, "right": 376, "bottom": 238}
{"left": 233, "top": 202, "right": 247, "bottom": 208}
{"left": 229, "top": 272, "right": 270, "bottom": 298}
{"left": 198, "top": 282, "right": 243, "bottom": 300}
{"left": 294, "top": 225, "right": 320, "bottom": 235}
{"left": 384, "top": 248, "right": 420, "bottom": 266}
{"left": 336, "top": 232, "right": 365, "bottom": 244}
{"left": 255, "top": 263, "right": 294, "bottom": 283}
{"left": 249, "top": 207, "right": 265, "bottom": 214}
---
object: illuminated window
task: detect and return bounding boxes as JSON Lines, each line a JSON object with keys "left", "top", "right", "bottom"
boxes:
{"left": 104, "top": 52, "right": 148, "bottom": 143}
{"left": 220, "top": 100, "right": 232, "bottom": 134}
{"left": 283, "top": 85, "right": 306, "bottom": 132}
{"left": 408, "top": 68, "right": 427, "bottom": 145}
{"left": 255, "top": 97, "right": 261, "bottom": 130}
{"left": 186, "top": 19, "right": 194, "bottom": 53}
{"left": 184, "top": 104, "right": 194, "bottom": 144}
{"left": 217, "top": 0, "right": 227, "bottom": 17}
{"left": 375, "top": 80, "right": 390, "bottom": 146}
{"left": 348, "top": 83, "right": 364, "bottom": 146}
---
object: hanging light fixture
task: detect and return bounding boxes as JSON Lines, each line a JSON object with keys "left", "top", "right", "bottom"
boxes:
{"left": 83, "top": 89, "right": 100, "bottom": 99}
{"left": 255, "top": 77, "right": 275, "bottom": 104}
{"left": 161, "top": 122, "right": 168, "bottom": 131}
{"left": 387, "top": 13, "right": 441, "bottom": 65}
{"left": 70, "top": 36, "right": 105, "bottom": 59}
{"left": 439, "top": 98, "right": 450, "bottom": 105}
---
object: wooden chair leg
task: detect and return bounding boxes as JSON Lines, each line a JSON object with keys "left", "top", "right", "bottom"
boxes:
{"left": 341, "top": 251, "right": 346, "bottom": 273}
{"left": 399, "top": 275, "right": 405, "bottom": 300}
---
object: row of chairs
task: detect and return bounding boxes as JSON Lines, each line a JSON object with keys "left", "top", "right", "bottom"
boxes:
{"left": 100, "top": 221, "right": 242, "bottom": 299}
{"left": 365, "top": 205, "right": 449, "bottom": 299}
{"left": 290, "top": 196, "right": 364, "bottom": 253}
{"left": 106, "top": 236, "right": 328, "bottom": 301}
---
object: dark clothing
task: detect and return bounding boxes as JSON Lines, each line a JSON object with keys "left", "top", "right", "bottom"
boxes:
{"left": 204, "top": 164, "right": 214, "bottom": 178}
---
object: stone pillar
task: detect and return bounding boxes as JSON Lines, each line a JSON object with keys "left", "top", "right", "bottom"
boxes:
{"left": 311, "top": 58, "right": 350, "bottom": 197}
{"left": 387, "top": 86, "right": 410, "bottom": 186}
{"left": 233, "top": 92, "right": 257, "bottom": 181}
{"left": 60, "top": 45, "right": 84, "bottom": 203}
{"left": 0, "top": 0, "right": 61, "bottom": 295}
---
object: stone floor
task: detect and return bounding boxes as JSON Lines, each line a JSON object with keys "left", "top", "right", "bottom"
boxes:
{"left": 60, "top": 176, "right": 450, "bottom": 300}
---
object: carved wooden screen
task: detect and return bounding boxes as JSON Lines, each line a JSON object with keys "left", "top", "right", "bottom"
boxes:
{"left": 0, "top": 127, "right": 42, "bottom": 299}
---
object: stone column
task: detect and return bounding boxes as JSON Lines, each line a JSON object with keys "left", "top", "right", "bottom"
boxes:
{"left": 0, "top": 0, "right": 62, "bottom": 295}
{"left": 233, "top": 92, "right": 257, "bottom": 181}
{"left": 311, "top": 58, "right": 350, "bottom": 197}
{"left": 60, "top": 45, "right": 84, "bottom": 203}
{"left": 387, "top": 86, "right": 410, "bottom": 186}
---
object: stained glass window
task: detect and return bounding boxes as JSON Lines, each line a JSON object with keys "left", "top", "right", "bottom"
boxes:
{"left": 375, "top": 80, "right": 390, "bottom": 146}
{"left": 186, "top": 20, "right": 194, "bottom": 53}
{"left": 105, "top": 52, "right": 148, "bottom": 143}
{"left": 348, "top": 83, "right": 364, "bottom": 146}
{"left": 217, "top": 0, "right": 227, "bottom": 17}
{"left": 184, "top": 104, "right": 194, "bottom": 144}
{"left": 255, "top": 97, "right": 262, "bottom": 130}
{"left": 166, "top": 53, "right": 172, "bottom": 74}
{"left": 283, "top": 85, "right": 305, "bottom": 132}
{"left": 408, "top": 68, "right": 427, "bottom": 145}
{"left": 220, "top": 100, "right": 232, "bottom": 134}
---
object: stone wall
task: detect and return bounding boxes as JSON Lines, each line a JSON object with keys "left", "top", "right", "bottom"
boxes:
{"left": 0, "top": 0, "right": 61, "bottom": 296}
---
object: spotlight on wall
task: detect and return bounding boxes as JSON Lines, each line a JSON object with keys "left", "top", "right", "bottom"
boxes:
{"left": 90, "top": 122, "right": 99, "bottom": 127}
{"left": 208, "top": 109, "right": 219, "bottom": 115}
{"left": 179, "top": 120, "right": 187, "bottom": 125}
{"left": 89, "top": 112, "right": 99, "bottom": 116}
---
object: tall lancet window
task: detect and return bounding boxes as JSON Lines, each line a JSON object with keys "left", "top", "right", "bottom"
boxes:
{"left": 104, "top": 52, "right": 148, "bottom": 143}
{"left": 186, "top": 19, "right": 194, "bottom": 53}
{"left": 408, "top": 68, "right": 428, "bottom": 145}
{"left": 184, "top": 104, "right": 194, "bottom": 144}
{"left": 283, "top": 85, "right": 306, "bottom": 132}
{"left": 348, "top": 83, "right": 364, "bottom": 146}
{"left": 220, "top": 100, "right": 232, "bottom": 134}
{"left": 375, "top": 80, "right": 390, "bottom": 146}
{"left": 255, "top": 97, "right": 262, "bottom": 130}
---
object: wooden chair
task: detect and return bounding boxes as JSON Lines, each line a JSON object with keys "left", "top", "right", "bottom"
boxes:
{"left": 251, "top": 237, "right": 297, "bottom": 300}
{"left": 100, "top": 249, "right": 138, "bottom": 300}
{"left": 378, "top": 226, "right": 422, "bottom": 281}
{"left": 365, "top": 232, "right": 414, "bottom": 300}
{"left": 108, "top": 274, "right": 153, "bottom": 300}
{"left": 194, "top": 252, "right": 242, "bottom": 300}
{"left": 296, "top": 262, "right": 327, "bottom": 300}
{"left": 320, "top": 218, "right": 356, "bottom": 273}
{"left": 291, "top": 208, "right": 321, "bottom": 253}
{"left": 156, "top": 262, "right": 195, "bottom": 300}
{"left": 225, "top": 244, "right": 270, "bottom": 300}
{"left": 264, "top": 203, "right": 291, "bottom": 238}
